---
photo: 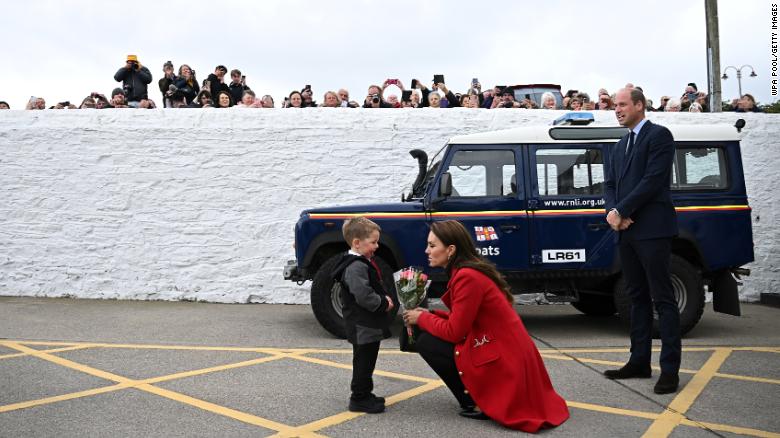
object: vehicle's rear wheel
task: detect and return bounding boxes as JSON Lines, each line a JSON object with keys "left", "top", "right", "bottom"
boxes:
{"left": 571, "top": 293, "right": 616, "bottom": 317}
{"left": 310, "top": 254, "right": 397, "bottom": 339}
{"left": 613, "top": 254, "right": 705, "bottom": 337}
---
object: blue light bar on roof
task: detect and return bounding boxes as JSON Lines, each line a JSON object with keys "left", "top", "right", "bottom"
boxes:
{"left": 553, "top": 112, "right": 595, "bottom": 126}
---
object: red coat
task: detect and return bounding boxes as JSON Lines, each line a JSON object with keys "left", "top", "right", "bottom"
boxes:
{"left": 418, "top": 267, "right": 569, "bottom": 432}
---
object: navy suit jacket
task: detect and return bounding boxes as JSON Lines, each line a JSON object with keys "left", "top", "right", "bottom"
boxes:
{"left": 604, "top": 119, "right": 678, "bottom": 240}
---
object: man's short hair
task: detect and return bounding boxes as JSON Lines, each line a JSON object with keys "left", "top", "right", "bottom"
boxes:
{"left": 342, "top": 217, "right": 381, "bottom": 243}
{"left": 629, "top": 88, "right": 647, "bottom": 111}
{"left": 231, "top": 69, "right": 241, "bottom": 77}
{"left": 215, "top": 65, "right": 228, "bottom": 73}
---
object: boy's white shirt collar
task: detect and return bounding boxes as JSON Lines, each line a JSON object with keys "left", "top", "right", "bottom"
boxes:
{"left": 348, "top": 249, "right": 364, "bottom": 258}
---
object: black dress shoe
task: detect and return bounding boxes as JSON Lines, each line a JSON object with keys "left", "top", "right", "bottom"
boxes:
{"left": 349, "top": 396, "right": 385, "bottom": 414}
{"left": 604, "top": 362, "right": 652, "bottom": 380}
{"left": 654, "top": 372, "right": 680, "bottom": 394}
{"left": 458, "top": 407, "right": 489, "bottom": 420}
{"left": 369, "top": 393, "right": 385, "bottom": 404}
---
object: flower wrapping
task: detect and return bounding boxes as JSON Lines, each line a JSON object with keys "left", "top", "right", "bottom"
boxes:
{"left": 393, "top": 267, "right": 430, "bottom": 346}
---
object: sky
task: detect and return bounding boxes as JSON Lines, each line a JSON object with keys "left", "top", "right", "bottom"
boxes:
{"left": 0, "top": 0, "right": 774, "bottom": 109}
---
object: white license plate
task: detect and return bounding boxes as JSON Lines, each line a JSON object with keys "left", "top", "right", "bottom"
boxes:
{"left": 542, "top": 249, "right": 586, "bottom": 263}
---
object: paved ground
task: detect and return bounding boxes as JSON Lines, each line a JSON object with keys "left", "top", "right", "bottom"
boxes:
{"left": 0, "top": 296, "right": 778, "bottom": 437}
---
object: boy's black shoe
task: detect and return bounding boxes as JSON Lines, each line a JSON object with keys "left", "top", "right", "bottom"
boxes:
{"left": 603, "top": 362, "right": 652, "bottom": 380}
{"left": 458, "top": 406, "right": 489, "bottom": 420}
{"left": 369, "top": 393, "right": 385, "bottom": 404}
{"left": 349, "top": 396, "right": 385, "bottom": 414}
{"left": 653, "top": 372, "right": 680, "bottom": 394}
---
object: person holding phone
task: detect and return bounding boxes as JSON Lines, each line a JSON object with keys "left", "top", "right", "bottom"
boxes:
{"left": 158, "top": 61, "right": 177, "bottom": 107}
{"left": 172, "top": 64, "right": 199, "bottom": 107}
{"left": 425, "top": 75, "right": 460, "bottom": 108}
{"left": 114, "top": 54, "right": 152, "bottom": 108}
{"left": 228, "top": 69, "right": 251, "bottom": 105}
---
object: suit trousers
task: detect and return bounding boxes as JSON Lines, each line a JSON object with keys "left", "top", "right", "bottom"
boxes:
{"left": 351, "top": 341, "right": 380, "bottom": 400}
{"left": 619, "top": 236, "right": 681, "bottom": 374}
{"left": 415, "top": 331, "right": 476, "bottom": 409}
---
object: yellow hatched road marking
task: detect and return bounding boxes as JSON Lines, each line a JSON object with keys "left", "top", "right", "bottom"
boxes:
{"left": 138, "top": 383, "right": 314, "bottom": 435}
{"left": 288, "top": 353, "right": 439, "bottom": 384}
{"left": 714, "top": 372, "right": 780, "bottom": 386}
{"left": 566, "top": 400, "right": 660, "bottom": 420}
{"left": 0, "top": 343, "right": 307, "bottom": 432}
{"left": 679, "top": 418, "right": 780, "bottom": 438}
{"left": 0, "top": 344, "right": 95, "bottom": 361}
{"left": 141, "top": 354, "right": 290, "bottom": 385}
{"left": 641, "top": 348, "right": 732, "bottom": 438}
{"left": 272, "top": 381, "right": 445, "bottom": 438}
{"left": 0, "top": 383, "right": 134, "bottom": 414}
{"left": 4, "top": 342, "right": 135, "bottom": 383}
{"left": 3, "top": 340, "right": 780, "bottom": 437}
{"left": 541, "top": 353, "right": 700, "bottom": 375}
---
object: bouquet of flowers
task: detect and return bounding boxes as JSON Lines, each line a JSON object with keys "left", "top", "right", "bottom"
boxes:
{"left": 393, "top": 267, "right": 430, "bottom": 347}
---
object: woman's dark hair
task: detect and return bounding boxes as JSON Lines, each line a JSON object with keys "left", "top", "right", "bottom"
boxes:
{"left": 215, "top": 90, "right": 234, "bottom": 108}
{"left": 430, "top": 220, "right": 514, "bottom": 303}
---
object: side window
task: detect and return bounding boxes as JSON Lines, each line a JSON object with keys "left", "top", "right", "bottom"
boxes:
{"left": 536, "top": 148, "right": 604, "bottom": 196}
{"left": 672, "top": 147, "right": 728, "bottom": 190}
{"left": 445, "top": 150, "right": 516, "bottom": 197}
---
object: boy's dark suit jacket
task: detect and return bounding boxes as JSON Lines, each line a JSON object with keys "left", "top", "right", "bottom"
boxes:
{"left": 604, "top": 120, "right": 678, "bottom": 240}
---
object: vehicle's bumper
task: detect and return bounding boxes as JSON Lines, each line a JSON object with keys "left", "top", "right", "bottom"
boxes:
{"left": 283, "top": 260, "right": 305, "bottom": 282}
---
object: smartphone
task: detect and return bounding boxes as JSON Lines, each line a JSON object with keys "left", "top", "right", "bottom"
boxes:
{"left": 241, "top": 75, "right": 246, "bottom": 81}
{"left": 472, "top": 78, "right": 479, "bottom": 87}
{"left": 402, "top": 90, "right": 412, "bottom": 102}
{"left": 387, "top": 78, "right": 398, "bottom": 85}
{"left": 411, "top": 79, "right": 418, "bottom": 89}
{"left": 433, "top": 74, "right": 445, "bottom": 84}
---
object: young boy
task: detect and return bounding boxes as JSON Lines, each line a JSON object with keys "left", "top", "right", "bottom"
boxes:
{"left": 333, "top": 217, "right": 395, "bottom": 413}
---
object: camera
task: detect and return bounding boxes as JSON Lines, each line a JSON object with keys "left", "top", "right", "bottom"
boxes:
{"left": 59, "top": 101, "right": 70, "bottom": 107}
{"left": 502, "top": 102, "right": 514, "bottom": 108}
{"left": 123, "top": 84, "right": 133, "bottom": 96}
{"left": 371, "top": 94, "right": 381, "bottom": 104}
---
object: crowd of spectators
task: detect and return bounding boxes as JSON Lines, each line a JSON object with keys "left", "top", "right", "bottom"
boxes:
{"left": 0, "top": 55, "right": 765, "bottom": 113}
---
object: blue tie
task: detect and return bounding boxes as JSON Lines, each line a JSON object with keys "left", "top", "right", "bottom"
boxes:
{"left": 626, "top": 131, "right": 635, "bottom": 155}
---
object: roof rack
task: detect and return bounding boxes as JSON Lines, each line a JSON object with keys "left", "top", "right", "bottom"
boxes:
{"left": 552, "top": 112, "right": 595, "bottom": 126}
{"left": 548, "top": 126, "right": 629, "bottom": 140}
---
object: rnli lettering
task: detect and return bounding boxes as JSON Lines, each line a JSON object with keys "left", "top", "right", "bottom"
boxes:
{"left": 542, "top": 249, "right": 585, "bottom": 263}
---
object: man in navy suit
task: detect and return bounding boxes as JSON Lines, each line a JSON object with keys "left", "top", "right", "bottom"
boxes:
{"left": 603, "top": 88, "right": 681, "bottom": 394}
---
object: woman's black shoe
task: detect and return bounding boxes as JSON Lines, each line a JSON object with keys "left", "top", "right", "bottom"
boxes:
{"left": 458, "top": 407, "right": 489, "bottom": 420}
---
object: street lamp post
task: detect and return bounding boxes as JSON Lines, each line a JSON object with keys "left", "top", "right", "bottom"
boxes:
{"left": 721, "top": 65, "right": 757, "bottom": 99}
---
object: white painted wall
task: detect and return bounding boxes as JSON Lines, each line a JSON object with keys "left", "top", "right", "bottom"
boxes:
{"left": 0, "top": 109, "right": 776, "bottom": 303}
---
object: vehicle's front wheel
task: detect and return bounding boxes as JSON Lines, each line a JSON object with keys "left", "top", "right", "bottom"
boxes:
{"left": 310, "top": 254, "right": 397, "bottom": 339}
{"left": 613, "top": 254, "right": 705, "bottom": 336}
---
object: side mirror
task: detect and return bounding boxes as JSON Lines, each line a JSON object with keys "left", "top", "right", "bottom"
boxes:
{"left": 439, "top": 172, "right": 453, "bottom": 197}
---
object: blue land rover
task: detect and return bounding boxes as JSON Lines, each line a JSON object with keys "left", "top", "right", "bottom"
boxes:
{"left": 284, "top": 115, "right": 753, "bottom": 338}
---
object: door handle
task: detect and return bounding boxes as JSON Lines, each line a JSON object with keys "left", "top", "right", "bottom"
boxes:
{"left": 587, "top": 222, "right": 610, "bottom": 231}
{"left": 500, "top": 224, "right": 520, "bottom": 232}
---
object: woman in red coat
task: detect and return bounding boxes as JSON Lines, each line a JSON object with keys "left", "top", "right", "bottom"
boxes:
{"left": 403, "top": 220, "right": 569, "bottom": 432}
